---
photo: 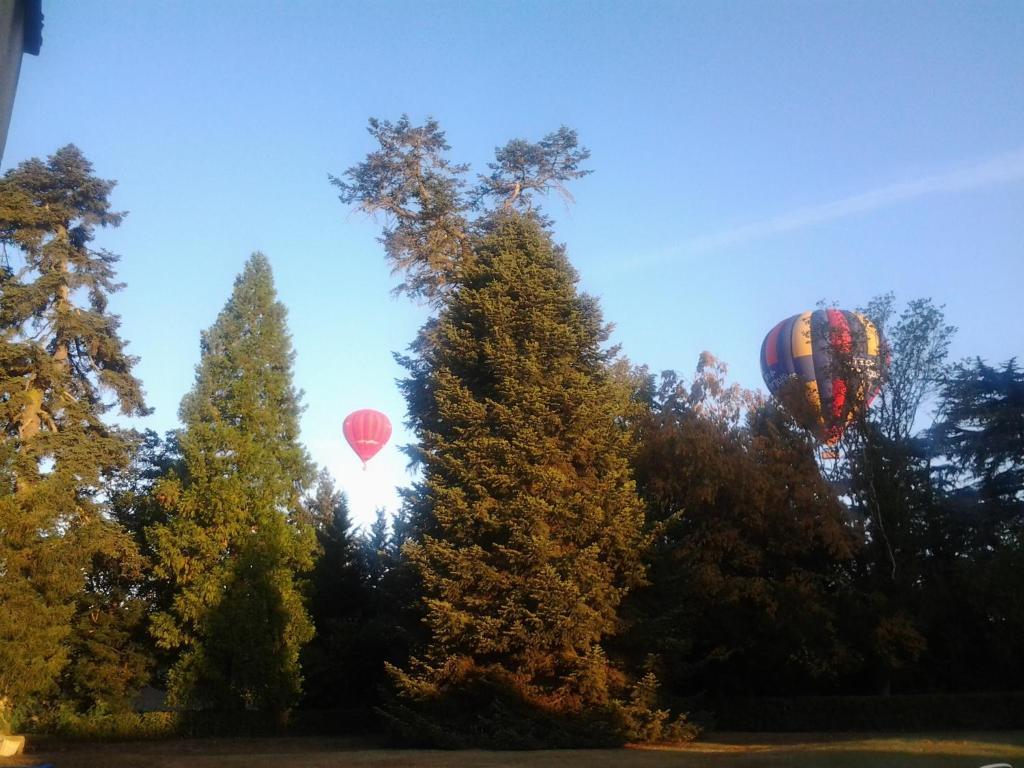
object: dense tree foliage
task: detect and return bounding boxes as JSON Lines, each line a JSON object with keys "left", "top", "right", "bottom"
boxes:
{"left": 336, "top": 118, "right": 688, "bottom": 745}
{"left": 0, "top": 147, "right": 148, "bottom": 728}
{"left": 331, "top": 116, "right": 471, "bottom": 302}
{"left": 923, "top": 358, "right": 1024, "bottom": 690}
{"left": 624, "top": 297, "right": 1023, "bottom": 702}
{"left": 2, "top": 138, "right": 1020, "bottom": 741}
{"left": 331, "top": 115, "right": 591, "bottom": 304}
{"left": 817, "top": 299, "right": 1024, "bottom": 695}
{"left": 388, "top": 216, "right": 648, "bottom": 743}
{"left": 148, "top": 254, "right": 316, "bottom": 713}
{"left": 626, "top": 355, "right": 859, "bottom": 698}
{"left": 833, "top": 298, "right": 956, "bottom": 693}
{"left": 933, "top": 358, "right": 1023, "bottom": 512}
{"left": 299, "top": 469, "right": 381, "bottom": 709}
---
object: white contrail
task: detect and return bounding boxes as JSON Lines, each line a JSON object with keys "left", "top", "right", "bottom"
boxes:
{"left": 632, "top": 148, "right": 1024, "bottom": 265}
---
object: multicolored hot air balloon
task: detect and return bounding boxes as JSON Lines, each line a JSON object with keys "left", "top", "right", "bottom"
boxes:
{"left": 343, "top": 409, "right": 392, "bottom": 467}
{"left": 760, "top": 309, "right": 886, "bottom": 445}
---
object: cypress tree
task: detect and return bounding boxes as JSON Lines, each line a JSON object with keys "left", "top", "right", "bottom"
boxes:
{"left": 391, "top": 215, "right": 647, "bottom": 742}
{"left": 0, "top": 146, "right": 148, "bottom": 727}
{"left": 148, "top": 254, "right": 315, "bottom": 713}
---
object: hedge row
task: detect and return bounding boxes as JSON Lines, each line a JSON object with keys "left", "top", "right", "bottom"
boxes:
{"left": 699, "top": 692, "right": 1024, "bottom": 731}
{"left": 35, "top": 693, "right": 1024, "bottom": 741}
{"left": 39, "top": 707, "right": 378, "bottom": 741}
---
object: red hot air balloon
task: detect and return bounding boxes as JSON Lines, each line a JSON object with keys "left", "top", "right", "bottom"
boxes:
{"left": 343, "top": 409, "right": 392, "bottom": 468}
{"left": 760, "top": 309, "right": 886, "bottom": 446}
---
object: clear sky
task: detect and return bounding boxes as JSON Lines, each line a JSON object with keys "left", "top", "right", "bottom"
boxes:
{"left": 8, "top": 1, "right": 1023, "bottom": 529}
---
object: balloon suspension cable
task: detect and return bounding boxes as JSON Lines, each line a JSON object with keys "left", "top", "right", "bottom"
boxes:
{"left": 362, "top": 461, "right": 367, "bottom": 472}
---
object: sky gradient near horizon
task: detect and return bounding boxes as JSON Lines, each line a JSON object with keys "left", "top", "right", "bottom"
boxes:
{"left": 7, "top": 1, "right": 1023, "bottom": 528}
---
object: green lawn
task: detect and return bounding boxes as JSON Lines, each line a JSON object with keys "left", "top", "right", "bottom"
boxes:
{"left": 3, "top": 732, "right": 1022, "bottom": 767}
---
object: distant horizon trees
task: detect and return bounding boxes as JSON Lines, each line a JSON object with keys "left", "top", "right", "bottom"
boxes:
{"left": 0, "top": 136, "right": 1019, "bottom": 743}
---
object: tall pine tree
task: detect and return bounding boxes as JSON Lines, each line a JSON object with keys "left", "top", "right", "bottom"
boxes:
{"left": 0, "top": 146, "right": 148, "bottom": 728}
{"left": 391, "top": 215, "right": 648, "bottom": 743}
{"left": 148, "top": 254, "right": 315, "bottom": 713}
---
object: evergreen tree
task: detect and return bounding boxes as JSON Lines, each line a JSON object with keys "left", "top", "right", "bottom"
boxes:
{"left": 89, "top": 430, "right": 183, "bottom": 707}
{"left": 360, "top": 503, "right": 423, "bottom": 706}
{"left": 926, "top": 357, "right": 1024, "bottom": 690}
{"left": 300, "top": 469, "right": 377, "bottom": 708}
{"left": 148, "top": 254, "right": 315, "bottom": 713}
{"left": 933, "top": 357, "right": 1023, "bottom": 512}
{"left": 0, "top": 146, "right": 148, "bottom": 727}
{"left": 390, "top": 215, "right": 648, "bottom": 743}
{"left": 331, "top": 116, "right": 472, "bottom": 303}
{"left": 360, "top": 507, "right": 393, "bottom": 588}
{"left": 332, "top": 115, "right": 591, "bottom": 304}
{"left": 338, "top": 117, "right": 681, "bottom": 744}
{"left": 63, "top": 520, "right": 153, "bottom": 713}
{"left": 107, "top": 429, "right": 181, "bottom": 605}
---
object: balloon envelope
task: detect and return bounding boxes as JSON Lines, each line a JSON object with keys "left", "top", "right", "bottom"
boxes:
{"left": 760, "top": 309, "right": 885, "bottom": 444}
{"left": 343, "top": 409, "right": 392, "bottom": 465}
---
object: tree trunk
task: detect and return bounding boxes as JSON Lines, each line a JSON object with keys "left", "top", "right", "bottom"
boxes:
{"left": 53, "top": 224, "right": 70, "bottom": 367}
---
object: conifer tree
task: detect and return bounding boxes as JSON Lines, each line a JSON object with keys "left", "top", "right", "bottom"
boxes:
{"left": 333, "top": 115, "right": 590, "bottom": 304}
{"left": 0, "top": 146, "right": 148, "bottom": 727}
{"left": 300, "top": 469, "right": 375, "bottom": 708}
{"left": 63, "top": 523, "right": 153, "bottom": 712}
{"left": 932, "top": 357, "right": 1023, "bottom": 520}
{"left": 360, "top": 505, "right": 422, "bottom": 707}
{"left": 928, "top": 357, "right": 1024, "bottom": 690}
{"left": 360, "top": 507, "right": 393, "bottom": 588}
{"left": 391, "top": 215, "right": 647, "bottom": 741}
{"left": 148, "top": 254, "right": 315, "bottom": 713}
{"left": 337, "top": 118, "right": 672, "bottom": 744}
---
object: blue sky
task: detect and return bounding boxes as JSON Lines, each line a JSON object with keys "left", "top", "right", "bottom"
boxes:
{"left": 8, "top": 1, "right": 1022, "bottom": 528}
